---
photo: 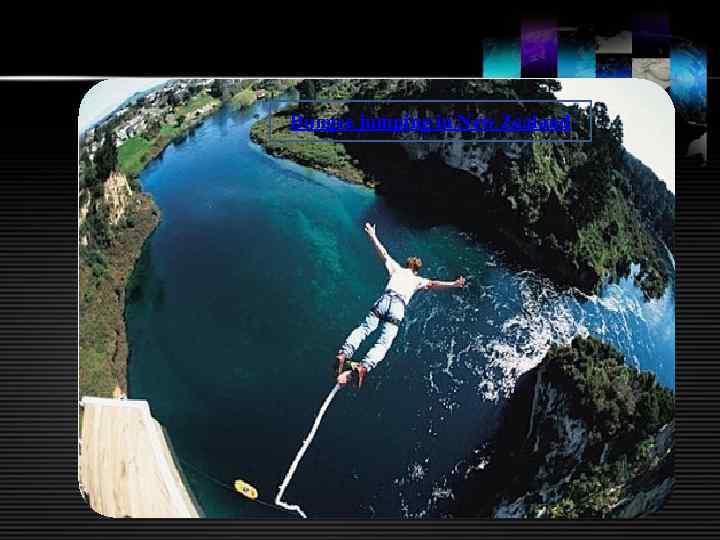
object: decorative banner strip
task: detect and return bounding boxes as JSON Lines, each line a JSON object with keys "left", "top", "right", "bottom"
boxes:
{"left": 477, "top": 12, "right": 707, "bottom": 162}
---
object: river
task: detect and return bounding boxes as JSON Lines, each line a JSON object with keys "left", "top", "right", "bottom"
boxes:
{"left": 125, "top": 100, "right": 675, "bottom": 518}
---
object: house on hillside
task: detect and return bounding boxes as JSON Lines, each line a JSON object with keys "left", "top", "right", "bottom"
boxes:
{"left": 117, "top": 114, "right": 147, "bottom": 140}
{"left": 114, "top": 127, "right": 128, "bottom": 146}
{"left": 143, "top": 107, "right": 163, "bottom": 120}
{"left": 255, "top": 89, "right": 267, "bottom": 99}
{"left": 173, "top": 88, "right": 190, "bottom": 102}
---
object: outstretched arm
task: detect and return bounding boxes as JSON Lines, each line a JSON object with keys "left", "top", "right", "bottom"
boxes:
{"left": 426, "top": 276, "right": 466, "bottom": 290}
{"left": 365, "top": 223, "right": 400, "bottom": 273}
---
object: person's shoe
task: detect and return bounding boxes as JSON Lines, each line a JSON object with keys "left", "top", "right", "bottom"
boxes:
{"left": 334, "top": 353, "right": 346, "bottom": 377}
{"left": 337, "top": 370, "right": 353, "bottom": 386}
{"left": 349, "top": 362, "right": 368, "bottom": 388}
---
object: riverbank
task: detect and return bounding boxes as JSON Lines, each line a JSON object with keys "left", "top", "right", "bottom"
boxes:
{"left": 80, "top": 80, "right": 305, "bottom": 400}
{"left": 248, "top": 82, "right": 673, "bottom": 300}
{"left": 250, "top": 112, "right": 370, "bottom": 185}
{"left": 78, "top": 93, "right": 229, "bottom": 519}
{"left": 451, "top": 336, "right": 674, "bottom": 518}
{"left": 80, "top": 192, "right": 160, "bottom": 398}
{"left": 117, "top": 94, "right": 222, "bottom": 178}
{"left": 80, "top": 97, "right": 226, "bottom": 399}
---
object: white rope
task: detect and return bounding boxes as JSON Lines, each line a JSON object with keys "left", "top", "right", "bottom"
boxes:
{"left": 274, "top": 384, "right": 342, "bottom": 519}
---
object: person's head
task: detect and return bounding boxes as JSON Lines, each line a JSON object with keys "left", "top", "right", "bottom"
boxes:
{"left": 406, "top": 256, "right": 423, "bottom": 273}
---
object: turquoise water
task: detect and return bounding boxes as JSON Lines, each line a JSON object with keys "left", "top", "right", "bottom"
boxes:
{"left": 126, "top": 102, "right": 675, "bottom": 518}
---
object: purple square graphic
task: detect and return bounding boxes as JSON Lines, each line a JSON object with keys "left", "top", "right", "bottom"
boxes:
{"left": 522, "top": 19, "right": 558, "bottom": 77}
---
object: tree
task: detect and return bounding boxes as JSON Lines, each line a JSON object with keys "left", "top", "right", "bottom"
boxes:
{"left": 210, "top": 79, "right": 223, "bottom": 99}
{"left": 540, "top": 79, "right": 562, "bottom": 94}
{"left": 610, "top": 115, "right": 624, "bottom": 144}
{"left": 79, "top": 158, "right": 99, "bottom": 191}
{"left": 488, "top": 148, "right": 518, "bottom": 188}
{"left": 146, "top": 117, "right": 162, "bottom": 139}
{"left": 593, "top": 102, "right": 610, "bottom": 130}
{"left": 297, "top": 79, "right": 316, "bottom": 113}
{"left": 94, "top": 130, "right": 117, "bottom": 181}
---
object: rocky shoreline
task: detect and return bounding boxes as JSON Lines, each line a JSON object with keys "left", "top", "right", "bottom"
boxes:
{"left": 451, "top": 336, "right": 674, "bottom": 518}
{"left": 79, "top": 82, "right": 299, "bottom": 399}
{"left": 80, "top": 183, "right": 159, "bottom": 397}
{"left": 250, "top": 113, "right": 369, "bottom": 185}
{"left": 79, "top": 87, "right": 261, "bottom": 399}
{"left": 79, "top": 109, "right": 222, "bottom": 399}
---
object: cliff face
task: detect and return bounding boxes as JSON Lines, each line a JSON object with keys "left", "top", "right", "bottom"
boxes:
{"left": 101, "top": 171, "right": 133, "bottom": 226}
{"left": 80, "top": 189, "right": 92, "bottom": 226}
{"left": 452, "top": 337, "right": 674, "bottom": 519}
{"left": 347, "top": 94, "right": 671, "bottom": 299}
{"left": 79, "top": 189, "right": 92, "bottom": 246}
{"left": 610, "top": 422, "right": 674, "bottom": 518}
{"left": 255, "top": 79, "right": 674, "bottom": 299}
{"left": 79, "top": 169, "right": 160, "bottom": 399}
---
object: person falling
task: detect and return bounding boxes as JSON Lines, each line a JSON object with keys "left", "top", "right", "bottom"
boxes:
{"left": 335, "top": 223, "right": 466, "bottom": 388}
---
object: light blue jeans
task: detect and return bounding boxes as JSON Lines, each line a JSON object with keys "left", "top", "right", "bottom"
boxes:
{"left": 339, "top": 292, "right": 406, "bottom": 372}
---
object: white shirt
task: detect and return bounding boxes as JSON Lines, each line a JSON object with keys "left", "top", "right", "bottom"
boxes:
{"left": 384, "top": 256, "right": 430, "bottom": 305}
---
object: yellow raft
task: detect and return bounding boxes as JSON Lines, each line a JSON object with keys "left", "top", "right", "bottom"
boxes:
{"left": 234, "top": 479, "right": 258, "bottom": 500}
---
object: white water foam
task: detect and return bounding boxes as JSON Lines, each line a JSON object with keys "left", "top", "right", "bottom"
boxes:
{"left": 274, "top": 384, "right": 341, "bottom": 518}
{"left": 478, "top": 272, "right": 584, "bottom": 401}
{"left": 390, "top": 261, "right": 673, "bottom": 517}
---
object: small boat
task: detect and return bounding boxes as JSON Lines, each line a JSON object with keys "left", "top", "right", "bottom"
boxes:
{"left": 234, "top": 479, "right": 258, "bottom": 499}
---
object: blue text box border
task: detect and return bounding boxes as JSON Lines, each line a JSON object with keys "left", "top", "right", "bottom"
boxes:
{"left": 267, "top": 99, "right": 594, "bottom": 143}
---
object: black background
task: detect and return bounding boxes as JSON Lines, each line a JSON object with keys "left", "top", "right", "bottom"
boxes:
{"left": 0, "top": 8, "right": 718, "bottom": 538}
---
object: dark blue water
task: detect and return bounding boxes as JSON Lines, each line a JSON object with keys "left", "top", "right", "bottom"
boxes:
{"left": 126, "top": 102, "right": 675, "bottom": 519}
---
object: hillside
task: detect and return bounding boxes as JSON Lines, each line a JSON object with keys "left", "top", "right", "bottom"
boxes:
{"left": 80, "top": 176, "right": 159, "bottom": 397}
{"left": 451, "top": 336, "right": 674, "bottom": 518}
{"left": 251, "top": 79, "right": 674, "bottom": 299}
{"left": 79, "top": 79, "right": 300, "bottom": 398}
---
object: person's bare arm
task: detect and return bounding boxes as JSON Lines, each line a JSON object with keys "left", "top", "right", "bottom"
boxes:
{"left": 426, "top": 276, "right": 466, "bottom": 290}
{"left": 365, "top": 223, "right": 399, "bottom": 273}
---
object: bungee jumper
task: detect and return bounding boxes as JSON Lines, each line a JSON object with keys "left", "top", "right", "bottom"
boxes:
{"left": 335, "top": 222, "right": 466, "bottom": 388}
{"left": 275, "top": 223, "right": 467, "bottom": 518}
